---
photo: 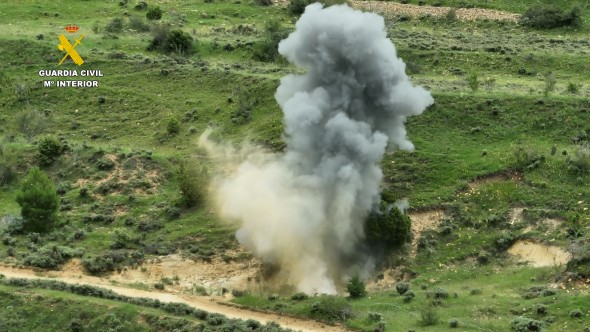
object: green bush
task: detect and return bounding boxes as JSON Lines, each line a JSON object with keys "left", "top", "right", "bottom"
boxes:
{"left": 148, "top": 26, "right": 194, "bottom": 55}
{"left": 520, "top": 6, "right": 582, "bottom": 29}
{"left": 403, "top": 290, "right": 416, "bottom": 303}
{"left": 419, "top": 306, "right": 439, "bottom": 326}
{"left": 166, "top": 116, "right": 180, "bottom": 135}
{"left": 23, "top": 245, "right": 84, "bottom": 269}
{"left": 396, "top": 282, "right": 410, "bottom": 295}
{"left": 105, "top": 17, "right": 125, "bottom": 33}
{"left": 510, "top": 317, "right": 543, "bottom": 331}
{"left": 253, "top": 21, "right": 289, "bottom": 62}
{"left": 15, "top": 109, "right": 50, "bottom": 139}
{"left": 0, "top": 162, "right": 16, "bottom": 186}
{"left": 177, "top": 160, "right": 205, "bottom": 208}
{"left": 16, "top": 167, "right": 60, "bottom": 233}
{"left": 365, "top": 201, "right": 411, "bottom": 249}
{"left": 288, "top": 0, "right": 313, "bottom": 16}
{"left": 37, "top": 136, "right": 62, "bottom": 166}
{"left": 146, "top": 6, "right": 163, "bottom": 20}
{"left": 129, "top": 16, "right": 150, "bottom": 32}
{"left": 346, "top": 275, "right": 366, "bottom": 299}
{"left": 310, "top": 296, "right": 352, "bottom": 323}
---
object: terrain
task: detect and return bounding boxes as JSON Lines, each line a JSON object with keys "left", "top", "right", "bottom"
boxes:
{"left": 1, "top": 0, "right": 589, "bottom": 331}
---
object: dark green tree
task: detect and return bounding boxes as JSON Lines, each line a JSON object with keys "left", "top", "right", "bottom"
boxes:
{"left": 15, "top": 167, "right": 60, "bottom": 233}
{"left": 365, "top": 201, "right": 411, "bottom": 249}
{"left": 346, "top": 275, "right": 366, "bottom": 299}
{"left": 177, "top": 160, "right": 205, "bottom": 208}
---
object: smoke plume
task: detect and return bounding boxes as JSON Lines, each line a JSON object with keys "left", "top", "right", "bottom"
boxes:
{"left": 200, "top": 3, "right": 433, "bottom": 294}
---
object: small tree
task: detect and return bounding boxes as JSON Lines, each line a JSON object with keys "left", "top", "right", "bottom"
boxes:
{"left": 177, "top": 160, "right": 205, "bottom": 208}
{"left": 16, "top": 167, "right": 60, "bottom": 233}
{"left": 146, "top": 6, "right": 163, "bottom": 20}
{"left": 346, "top": 275, "right": 366, "bottom": 299}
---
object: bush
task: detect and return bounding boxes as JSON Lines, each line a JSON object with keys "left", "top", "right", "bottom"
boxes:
{"left": 253, "top": 21, "right": 289, "bottom": 62}
{"left": 467, "top": 73, "right": 479, "bottom": 92}
{"left": 177, "top": 160, "right": 205, "bottom": 208}
{"left": 510, "top": 317, "right": 543, "bottom": 331}
{"left": 146, "top": 6, "right": 163, "bottom": 20}
{"left": 166, "top": 116, "right": 180, "bottom": 135}
{"left": 16, "top": 167, "right": 60, "bottom": 233}
{"left": 0, "top": 162, "right": 16, "bottom": 186}
{"left": 148, "top": 26, "right": 194, "bottom": 55}
{"left": 346, "top": 275, "right": 366, "bottom": 299}
{"left": 291, "top": 292, "right": 308, "bottom": 301}
{"left": 396, "top": 282, "right": 410, "bottom": 295}
{"left": 570, "top": 309, "right": 583, "bottom": 318}
{"left": 231, "top": 86, "right": 256, "bottom": 124}
{"left": 310, "top": 296, "right": 352, "bottom": 323}
{"left": 105, "top": 17, "right": 125, "bottom": 33}
{"left": 520, "top": 6, "right": 582, "bottom": 29}
{"left": 419, "top": 306, "right": 439, "bottom": 326}
{"left": 449, "top": 318, "right": 459, "bottom": 328}
{"left": 15, "top": 109, "right": 50, "bottom": 139}
{"left": 129, "top": 16, "right": 150, "bottom": 32}
{"left": 403, "top": 290, "right": 416, "bottom": 303}
{"left": 37, "top": 136, "right": 62, "bottom": 166}
{"left": 566, "top": 82, "right": 580, "bottom": 94}
{"left": 23, "top": 245, "right": 84, "bottom": 269}
{"left": 288, "top": 0, "right": 313, "bottom": 16}
{"left": 365, "top": 201, "right": 411, "bottom": 249}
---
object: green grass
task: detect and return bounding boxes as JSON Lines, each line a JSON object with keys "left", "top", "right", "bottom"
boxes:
{"left": 0, "top": 0, "right": 589, "bottom": 330}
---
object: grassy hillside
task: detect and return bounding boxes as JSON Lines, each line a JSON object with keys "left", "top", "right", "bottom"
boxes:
{"left": 0, "top": 0, "right": 589, "bottom": 330}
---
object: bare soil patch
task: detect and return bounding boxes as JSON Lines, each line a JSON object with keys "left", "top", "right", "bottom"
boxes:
{"left": 409, "top": 209, "right": 445, "bottom": 257}
{"left": 508, "top": 240, "right": 572, "bottom": 267}
{"left": 351, "top": 1, "right": 520, "bottom": 22}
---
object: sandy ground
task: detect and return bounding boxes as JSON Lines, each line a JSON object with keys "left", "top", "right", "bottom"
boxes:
{"left": 508, "top": 240, "right": 572, "bottom": 267}
{"left": 351, "top": 1, "right": 520, "bottom": 22}
{"left": 409, "top": 209, "right": 445, "bottom": 257}
{"left": 0, "top": 264, "right": 347, "bottom": 332}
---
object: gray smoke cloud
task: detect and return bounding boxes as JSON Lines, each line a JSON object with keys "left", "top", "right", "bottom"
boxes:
{"left": 200, "top": 3, "right": 433, "bottom": 294}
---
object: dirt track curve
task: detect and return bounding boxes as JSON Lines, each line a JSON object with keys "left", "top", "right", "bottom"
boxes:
{"left": 0, "top": 265, "right": 347, "bottom": 332}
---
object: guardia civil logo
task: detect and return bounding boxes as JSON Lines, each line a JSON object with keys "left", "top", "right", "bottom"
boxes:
{"left": 58, "top": 25, "right": 85, "bottom": 66}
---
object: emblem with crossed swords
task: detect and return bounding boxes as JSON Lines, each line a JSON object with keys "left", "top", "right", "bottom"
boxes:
{"left": 58, "top": 34, "right": 85, "bottom": 66}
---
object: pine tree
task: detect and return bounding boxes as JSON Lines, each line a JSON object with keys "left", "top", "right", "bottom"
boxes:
{"left": 16, "top": 167, "right": 60, "bottom": 233}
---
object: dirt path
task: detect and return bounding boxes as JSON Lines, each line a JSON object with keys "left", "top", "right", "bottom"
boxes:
{"left": 0, "top": 265, "right": 346, "bottom": 332}
{"left": 351, "top": 1, "right": 520, "bottom": 22}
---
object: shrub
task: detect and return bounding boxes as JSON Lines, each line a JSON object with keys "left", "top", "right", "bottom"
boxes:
{"left": 288, "top": 0, "right": 313, "bottom": 16}
{"left": 403, "top": 290, "right": 416, "bottom": 303}
{"left": 365, "top": 201, "right": 411, "bottom": 249}
{"left": 37, "top": 136, "right": 62, "bottom": 166}
{"left": 231, "top": 86, "right": 256, "bottom": 124}
{"left": 310, "top": 296, "right": 352, "bottom": 323}
{"left": 291, "top": 292, "right": 308, "bottom": 301}
{"left": 510, "top": 317, "right": 543, "bottom": 331}
{"left": 467, "top": 73, "right": 479, "bottom": 92}
{"left": 449, "top": 318, "right": 459, "bottom": 328}
{"left": 16, "top": 167, "right": 60, "bottom": 233}
{"left": 396, "top": 282, "right": 410, "bottom": 295}
{"left": 570, "top": 309, "right": 583, "bottom": 318}
{"left": 544, "top": 72, "right": 556, "bottom": 96}
{"left": 166, "top": 116, "right": 180, "bottom": 135}
{"left": 105, "top": 17, "right": 125, "bottom": 33}
{"left": 256, "top": 0, "right": 273, "bottom": 5}
{"left": 520, "top": 6, "right": 582, "bottom": 29}
{"left": 129, "top": 16, "right": 150, "bottom": 32}
{"left": 146, "top": 6, "right": 163, "bottom": 20}
{"left": 419, "top": 306, "right": 439, "bottom": 326}
{"left": 148, "top": 26, "right": 194, "bottom": 55}
{"left": 253, "top": 21, "right": 289, "bottom": 62}
{"left": 567, "top": 148, "right": 590, "bottom": 175}
{"left": 566, "top": 82, "right": 580, "bottom": 94}
{"left": 346, "top": 275, "right": 366, "bottom": 299}
{"left": 23, "top": 245, "right": 84, "bottom": 269}
{"left": 0, "top": 162, "right": 16, "bottom": 186}
{"left": 177, "top": 160, "right": 205, "bottom": 208}
{"left": 15, "top": 109, "right": 50, "bottom": 139}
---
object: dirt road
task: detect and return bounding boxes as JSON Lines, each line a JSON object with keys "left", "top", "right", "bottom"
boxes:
{"left": 0, "top": 265, "right": 347, "bottom": 332}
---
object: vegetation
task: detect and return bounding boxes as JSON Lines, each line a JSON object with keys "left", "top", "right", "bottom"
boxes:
{"left": 15, "top": 167, "right": 60, "bottom": 233}
{"left": 1, "top": 0, "right": 590, "bottom": 331}
{"left": 346, "top": 275, "right": 366, "bottom": 299}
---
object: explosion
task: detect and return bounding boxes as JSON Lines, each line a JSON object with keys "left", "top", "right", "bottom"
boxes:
{"left": 200, "top": 3, "right": 433, "bottom": 294}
